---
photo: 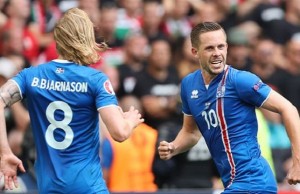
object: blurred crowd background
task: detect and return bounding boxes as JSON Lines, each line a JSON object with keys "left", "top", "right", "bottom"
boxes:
{"left": 1, "top": 0, "right": 300, "bottom": 193}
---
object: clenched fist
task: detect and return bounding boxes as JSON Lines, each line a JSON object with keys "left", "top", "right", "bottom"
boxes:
{"left": 158, "top": 141, "right": 175, "bottom": 160}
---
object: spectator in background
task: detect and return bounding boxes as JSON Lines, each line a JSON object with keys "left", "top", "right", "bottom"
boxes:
{"left": 175, "top": 36, "right": 199, "bottom": 80}
{"left": 1, "top": 0, "right": 39, "bottom": 65}
{"left": 235, "top": 21, "right": 263, "bottom": 48}
{"left": 56, "top": 0, "right": 79, "bottom": 13}
{"left": 132, "top": 38, "right": 182, "bottom": 188}
{"left": 78, "top": 0, "right": 100, "bottom": 25}
{"left": 132, "top": 38, "right": 181, "bottom": 132}
{"left": 30, "top": 0, "right": 61, "bottom": 49}
{"left": 239, "top": 0, "right": 300, "bottom": 45}
{"left": 95, "top": 2, "right": 124, "bottom": 68}
{"left": 101, "top": 95, "right": 157, "bottom": 193}
{"left": 270, "top": 0, "right": 300, "bottom": 45}
{"left": 0, "top": 28, "right": 23, "bottom": 57}
{"left": 97, "top": 2, "right": 122, "bottom": 47}
{"left": 141, "top": 0, "right": 166, "bottom": 43}
{"left": 226, "top": 25, "right": 256, "bottom": 71}
{"left": 117, "top": 33, "right": 148, "bottom": 98}
{"left": 190, "top": 0, "right": 240, "bottom": 32}
{"left": 114, "top": 0, "right": 143, "bottom": 41}
{"left": 161, "top": 0, "right": 192, "bottom": 52}
{"left": 249, "top": 38, "right": 284, "bottom": 82}
{"left": 0, "top": 0, "right": 7, "bottom": 28}
{"left": 190, "top": 1, "right": 220, "bottom": 26}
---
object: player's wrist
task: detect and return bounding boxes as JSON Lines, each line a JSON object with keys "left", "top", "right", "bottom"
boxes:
{"left": 0, "top": 146, "right": 13, "bottom": 155}
{"left": 169, "top": 142, "right": 176, "bottom": 156}
{"left": 126, "top": 119, "right": 136, "bottom": 130}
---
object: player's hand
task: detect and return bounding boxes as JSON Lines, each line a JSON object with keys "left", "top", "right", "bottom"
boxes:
{"left": 285, "top": 157, "right": 300, "bottom": 185}
{"left": 123, "top": 106, "right": 144, "bottom": 129}
{"left": 286, "top": 161, "right": 300, "bottom": 185}
{"left": 158, "top": 141, "right": 175, "bottom": 160}
{"left": 0, "top": 153, "right": 25, "bottom": 190}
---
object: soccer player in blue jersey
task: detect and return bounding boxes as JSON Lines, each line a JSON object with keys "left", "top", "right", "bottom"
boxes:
{"left": 0, "top": 8, "right": 144, "bottom": 193}
{"left": 158, "top": 22, "right": 300, "bottom": 193}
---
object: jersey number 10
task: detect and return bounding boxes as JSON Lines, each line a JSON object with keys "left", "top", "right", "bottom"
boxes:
{"left": 202, "top": 109, "right": 219, "bottom": 130}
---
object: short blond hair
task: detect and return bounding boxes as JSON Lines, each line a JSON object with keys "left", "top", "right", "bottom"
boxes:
{"left": 190, "top": 22, "right": 225, "bottom": 48}
{"left": 54, "top": 8, "right": 107, "bottom": 65}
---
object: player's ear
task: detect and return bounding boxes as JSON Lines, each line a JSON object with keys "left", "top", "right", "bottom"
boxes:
{"left": 191, "top": 47, "right": 198, "bottom": 57}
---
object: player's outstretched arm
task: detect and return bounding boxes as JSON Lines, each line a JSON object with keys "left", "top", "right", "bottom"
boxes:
{"left": 99, "top": 105, "right": 144, "bottom": 142}
{"left": 158, "top": 114, "right": 201, "bottom": 160}
{"left": 261, "top": 89, "right": 300, "bottom": 185}
{"left": 0, "top": 80, "right": 25, "bottom": 190}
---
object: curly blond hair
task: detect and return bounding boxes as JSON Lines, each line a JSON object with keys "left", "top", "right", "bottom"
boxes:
{"left": 54, "top": 8, "right": 108, "bottom": 65}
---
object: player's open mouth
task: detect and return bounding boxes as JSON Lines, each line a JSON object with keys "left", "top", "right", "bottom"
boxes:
{"left": 210, "top": 61, "right": 223, "bottom": 67}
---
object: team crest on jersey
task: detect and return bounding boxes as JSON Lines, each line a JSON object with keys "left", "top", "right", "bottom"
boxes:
{"left": 216, "top": 85, "right": 225, "bottom": 98}
{"left": 253, "top": 80, "right": 263, "bottom": 91}
{"left": 104, "top": 80, "right": 115, "bottom": 95}
{"left": 55, "top": 67, "right": 64, "bottom": 74}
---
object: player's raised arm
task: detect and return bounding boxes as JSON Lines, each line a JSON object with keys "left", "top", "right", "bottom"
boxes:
{"left": 158, "top": 114, "right": 201, "bottom": 160}
{"left": 0, "top": 80, "right": 25, "bottom": 190}
{"left": 99, "top": 105, "right": 144, "bottom": 142}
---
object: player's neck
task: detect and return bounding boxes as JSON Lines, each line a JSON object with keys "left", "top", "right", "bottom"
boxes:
{"left": 201, "top": 65, "right": 228, "bottom": 85}
{"left": 201, "top": 71, "right": 218, "bottom": 85}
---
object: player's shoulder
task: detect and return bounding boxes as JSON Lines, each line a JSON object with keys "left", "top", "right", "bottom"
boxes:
{"left": 182, "top": 69, "right": 201, "bottom": 83}
{"left": 25, "top": 60, "right": 62, "bottom": 73}
{"left": 81, "top": 65, "right": 105, "bottom": 75}
{"left": 33, "top": 60, "right": 106, "bottom": 78}
{"left": 81, "top": 66, "right": 112, "bottom": 87}
{"left": 228, "top": 66, "right": 257, "bottom": 81}
{"left": 17, "top": 61, "right": 49, "bottom": 76}
{"left": 38, "top": 60, "right": 58, "bottom": 68}
{"left": 86, "top": 67, "right": 107, "bottom": 79}
{"left": 228, "top": 66, "right": 264, "bottom": 91}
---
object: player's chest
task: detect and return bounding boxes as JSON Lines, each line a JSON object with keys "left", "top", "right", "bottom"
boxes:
{"left": 187, "top": 84, "right": 237, "bottom": 131}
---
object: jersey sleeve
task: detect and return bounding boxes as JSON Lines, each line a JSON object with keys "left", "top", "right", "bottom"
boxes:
{"left": 234, "top": 71, "right": 271, "bottom": 107}
{"left": 181, "top": 77, "right": 191, "bottom": 115}
{"left": 93, "top": 73, "right": 118, "bottom": 109}
{"left": 11, "top": 68, "right": 29, "bottom": 99}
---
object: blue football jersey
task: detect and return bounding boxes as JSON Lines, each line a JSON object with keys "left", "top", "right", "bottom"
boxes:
{"left": 12, "top": 59, "right": 117, "bottom": 193}
{"left": 181, "top": 65, "right": 277, "bottom": 193}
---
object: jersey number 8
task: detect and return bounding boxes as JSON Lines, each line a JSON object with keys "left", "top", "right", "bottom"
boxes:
{"left": 45, "top": 101, "right": 74, "bottom": 150}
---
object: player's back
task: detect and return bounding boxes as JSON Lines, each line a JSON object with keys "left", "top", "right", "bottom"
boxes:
{"left": 12, "top": 60, "right": 113, "bottom": 193}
